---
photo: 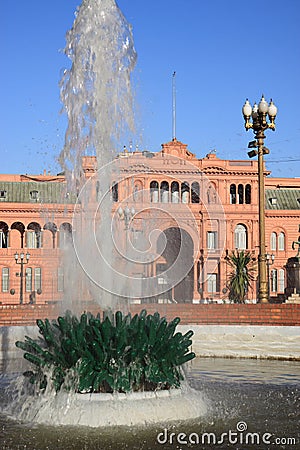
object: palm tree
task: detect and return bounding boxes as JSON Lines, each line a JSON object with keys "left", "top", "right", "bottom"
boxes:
{"left": 226, "top": 250, "right": 256, "bottom": 303}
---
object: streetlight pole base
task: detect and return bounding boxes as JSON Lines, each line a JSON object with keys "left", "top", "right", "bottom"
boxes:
{"left": 258, "top": 281, "right": 269, "bottom": 303}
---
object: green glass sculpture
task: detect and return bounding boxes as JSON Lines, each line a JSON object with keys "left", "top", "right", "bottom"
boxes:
{"left": 16, "top": 309, "right": 195, "bottom": 393}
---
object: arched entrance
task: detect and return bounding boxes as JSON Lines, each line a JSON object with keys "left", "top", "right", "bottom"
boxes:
{"left": 156, "top": 227, "right": 194, "bottom": 303}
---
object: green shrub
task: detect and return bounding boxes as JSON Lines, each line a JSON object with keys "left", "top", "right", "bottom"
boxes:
{"left": 15, "top": 309, "right": 195, "bottom": 393}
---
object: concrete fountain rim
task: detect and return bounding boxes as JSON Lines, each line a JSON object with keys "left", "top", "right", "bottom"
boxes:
{"left": 74, "top": 386, "right": 182, "bottom": 401}
{"left": 38, "top": 385, "right": 207, "bottom": 427}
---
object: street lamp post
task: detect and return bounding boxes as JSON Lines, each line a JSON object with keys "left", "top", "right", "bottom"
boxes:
{"left": 266, "top": 253, "right": 275, "bottom": 299}
{"left": 117, "top": 205, "right": 135, "bottom": 231}
{"left": 242, "top": 95, "right": 277, "bottom": 303}
{"left": 14, "top": 251, "right": 30, "bottom": 304}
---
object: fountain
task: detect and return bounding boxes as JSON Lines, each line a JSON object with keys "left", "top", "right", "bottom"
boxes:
{"left": 0, "top": 0, "right": 299, "bottom": 447}
{"left": 16, "top": 310, "right": 195, "bottom": 394}
{"left": 10, "top": 309, "right": 208, "bottom": 427}
{"left": 1, "top": 0, "right": 208, "bottom": 430}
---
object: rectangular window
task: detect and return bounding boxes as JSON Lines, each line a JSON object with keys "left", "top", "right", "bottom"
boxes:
{"left": 278, "top": 269, "right": 285, "bottom": 292}
{"left": 57, "top": 267, "right": 64, "bottom": 292}
{"left": 25, "top": 267, "right": 32, "bottom": 292}
{"left": 26, "top": 231, "right": 42, "bottom": 249}
{"left": 34, "top": 268, "right": 42, "bottom": 292}
{"left": 271, "top": 269, "right": 277, "bottom": 293}
{"left": 0, "top": 231, "right": 8, "bottom": 248}
{"left": 207, "top": 231, "right": 217, "bottom": 250}
{"left": 26, "top": 231, "right": 36, "bottom": 249}
{"left": 207, "top": 273, "right": 217, "bottom": 293}
{"left": 2, "top": 267, "right": 9, "bottom": 292}
{"left": 0, "top": 190, "right": 7, "bottom": 199}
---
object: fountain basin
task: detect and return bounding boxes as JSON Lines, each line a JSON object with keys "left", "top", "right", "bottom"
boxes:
{"left": 31, "top": 386, "right": 207, "bottom": 427}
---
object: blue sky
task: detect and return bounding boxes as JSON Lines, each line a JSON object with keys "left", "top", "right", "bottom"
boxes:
{"left": 1, "top": 0, "right": 299, "bottom": 178}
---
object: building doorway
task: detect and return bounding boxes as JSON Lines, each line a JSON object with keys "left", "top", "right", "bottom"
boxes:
{"left": 156, "top": 227, "right": 194, "bottom": 302}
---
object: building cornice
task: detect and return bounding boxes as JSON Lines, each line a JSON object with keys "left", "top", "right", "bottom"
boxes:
{"left": 0, "top": 204, "right": 74, "bottom": 215}
{"left": 265, "top": 210, "right": 300, "bottom": 218}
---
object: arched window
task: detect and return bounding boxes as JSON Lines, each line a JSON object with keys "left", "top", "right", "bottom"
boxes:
{"left": 230, "top": 184, "right": 236, "bottom": 204}
{"left": 171, "top": 181, "right": 180, "bottom": 203}
{"left": 181, "top": 182, "right": 190, "bottom": 203}
{"left": 27, "top": 223, "right": 42, "bottom": 249}
{"left": 238, "top": 184, "right": 244, "bottom": 204}
{"left": 191, "top": 182, "right": 200, "bottom": 203}
{"left": 44, "top": 222, "right": 57, "bottom": 249}
{"left": 111, "top": 183, "right": 118, "bottom": 202}
{"left": 207, "top": 184, "right": 217, "bottom": 204}
{"left": 44, "top": 222, "right": 57, "bottom": 233}
{"left": 160, "top": 181, "right": 169, "bottom": 203}
{"left": 133, "top": 181, "right": 143, "bottom": 202}
{"left": 234, "top": 224, "right": 247, "bottom": 249}
{"left": 270, "top": 232, "right": 277, "bottom": 251}
{"left": 11, "top": 222, "right": 25, "bottom": 248}
{"left": 0, "top": 221, "right": 9, "bottom": 248}
{"left": 278, "top": 232, "right": 285, "bottom": 251}
{"left": 59, "top": 223, "right": 72, "bottom": 248}
{"left": 245, "top": 184, "right": 251, "bottom": 204}
{"left": 150, "top": 181, "right": 159, "bottom": 203}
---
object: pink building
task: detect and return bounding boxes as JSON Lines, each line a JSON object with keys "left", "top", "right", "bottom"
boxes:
{"left": 0, "top": 139, "right": 300, "bottom": 305}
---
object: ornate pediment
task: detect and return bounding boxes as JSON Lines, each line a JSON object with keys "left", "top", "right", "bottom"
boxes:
{"left": 160, "top": 139, "right": 196, "bottom": 160}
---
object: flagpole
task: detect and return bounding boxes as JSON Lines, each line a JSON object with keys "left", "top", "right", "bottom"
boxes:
{"left": 172, "top": 71, "right": 176, "bottom": 140}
